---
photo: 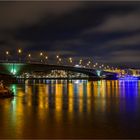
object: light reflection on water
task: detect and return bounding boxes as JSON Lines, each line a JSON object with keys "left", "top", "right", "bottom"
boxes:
{"left": 0, "top": 80, "right": 140, "bottom": 138}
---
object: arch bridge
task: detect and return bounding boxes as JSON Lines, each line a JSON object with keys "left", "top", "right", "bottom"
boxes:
{"left": 0, "top": 62, "right": 118, "bottom": 80}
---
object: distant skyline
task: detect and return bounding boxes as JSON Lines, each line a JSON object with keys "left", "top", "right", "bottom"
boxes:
{"left": 0, "top": 1, "right": 140, "bottom": 68}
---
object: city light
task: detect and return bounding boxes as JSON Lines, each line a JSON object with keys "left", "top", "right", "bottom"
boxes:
{"left": 18, "top": 49, "right": 22, "bottom": 54}
{"left": 5, "top": 51, "right": 9, "bottom": 61}
{"left": 69, "top": 57, "right": 73, "bottom": 63}
{"left": 0, "top": 49, "right": 138, "bottom": 78}
{"left": 6, "top": 51, "right": 9, "bottom": 55}
{"left": 28, "top": 54, "right": 31, "bottom": 57}
{"left": 59, "top": 58, "right": 62, "bottom": 62}
{"left": 40, "top": 52, "right": 43, "bottom": 56}
{"left": 79, "top": 59, "right": 82, "bottom": 65}
{"left": 1, "top": 2, "right": 140, "bottom": 139}
{"left": 18, "top": 49, "right": 22, "bottom": 62}
{"left": 119, "top": 75, "right": 139, "bottom": 81}
{"left": 88, "top": 61, "right": 91, "bottom": 64}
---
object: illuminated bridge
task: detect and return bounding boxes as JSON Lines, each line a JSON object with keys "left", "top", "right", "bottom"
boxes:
{"left": 0, "top": 61, "right": 118, "bottom": 80}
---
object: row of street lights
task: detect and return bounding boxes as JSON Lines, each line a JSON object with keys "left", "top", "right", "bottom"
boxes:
{"left": 5, "top": 49, "right": 22, "bottom": 61}
{"left": 4, "top": 49, "right": 119, "bottom": 72}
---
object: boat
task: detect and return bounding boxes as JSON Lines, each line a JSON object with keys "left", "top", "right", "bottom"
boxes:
{"left": 0, "top": 81, "right": 14, "bottom": 98}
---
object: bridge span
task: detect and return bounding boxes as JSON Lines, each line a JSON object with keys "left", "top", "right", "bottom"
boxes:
{"left": 0, "top": 61, "right": 118, "bottom": 80}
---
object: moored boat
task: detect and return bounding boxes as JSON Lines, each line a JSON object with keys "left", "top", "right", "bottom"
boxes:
{"left": 0, "top": 81, "right": 14, "bottom": 98}
{"left": 0, "top": 89, "right": 14, "bottom": 98}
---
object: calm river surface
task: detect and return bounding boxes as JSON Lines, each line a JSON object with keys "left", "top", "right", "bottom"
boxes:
{"left": 0, "top": 80, "right": 140, "bottom": 138}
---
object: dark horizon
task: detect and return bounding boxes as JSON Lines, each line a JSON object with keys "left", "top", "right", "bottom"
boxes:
{"left": 0, "top": 1, "right": 140, "bottom": 68}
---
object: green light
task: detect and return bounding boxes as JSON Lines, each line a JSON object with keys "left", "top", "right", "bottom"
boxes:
{"left": 97, "top": 70, "right": 101, "bottom": 77}
{"left": 12, "top": 85, "right": 16, "bottom": 94}
{"left": 2, "top": 63, "right": 25, "bottom": 75}
{"left": 11, "top": 68, "right": 17, "bottom": 75}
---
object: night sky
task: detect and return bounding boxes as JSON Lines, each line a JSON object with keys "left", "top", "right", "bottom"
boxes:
{"left": 0, "top": 1, "right": 140, "bottom": 68}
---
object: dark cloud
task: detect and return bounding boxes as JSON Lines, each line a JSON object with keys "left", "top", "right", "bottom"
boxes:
{"left": 0, "top": 1, "right": 84, "bottom": 29}
{"left": 0, "top": 1, "right": 140, "bottom": 68}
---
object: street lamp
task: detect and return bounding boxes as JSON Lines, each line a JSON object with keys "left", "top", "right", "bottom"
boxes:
{"left": 79, "top": 59, "right": 82, "bottom": 65}
{"left": 56, "top": 55, "right": 60, "bottom": 64}
{"left": 58, "top": 58, "right": 62, "bottom": 65}
{"left": 69, "top": 57, "right": 73, "bottom": 65}
{"left": 107, "top": 65, "right": 110, "bottom": 70}
{"left": 40, "top": 52, "right": 43, "bottom": 63}
{"left": 6, "top": 51, "right": 9, "bottom": 55}
{"left": 45, "top": 56, "right": 48, "bottom": 64}
{"left": 112, "top": 67, "right": 114, "bottom": 71}
{"left": 86, "top": 61, "right": 91, "bottom": 68}
{"left": 28, "top": 54, "right": 31, "bottom": 57}
{"left": 18, "top": 49, "right": 22, "bottom": 54}
{"left": 40, "top": 52, "right": 43, "bottom": 56}
{"left": 59, "top": 58, "right": 62, "bottom": 62}
{"left": 28, "top": 54, "right": 31, "bottom": 62}
{"left": 18, "top": 49, "right": 22, "bottom": 62}
{"left": 69, "top": 57, "right": 72, "bottom": 61}
{"left": 56, "top": 55, "right": 59, "bottom": 59}
{"left": 5, "top": 51, "right": 9, "bottom": 61}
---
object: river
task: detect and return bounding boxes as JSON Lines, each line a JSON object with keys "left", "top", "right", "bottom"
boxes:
{"left": 0, "top": 80, "right": 140, "bottom": 138}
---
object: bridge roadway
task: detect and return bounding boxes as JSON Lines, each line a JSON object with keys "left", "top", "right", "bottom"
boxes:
{"left": 0, "top": 61, "right": 117, "bottom": 79}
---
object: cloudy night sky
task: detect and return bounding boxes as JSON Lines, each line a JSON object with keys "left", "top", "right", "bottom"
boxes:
{"left": 0, "top": 1, "right": 140, "bottom": 68}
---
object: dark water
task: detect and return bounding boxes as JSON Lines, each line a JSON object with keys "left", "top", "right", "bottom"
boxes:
{"left": 0, "top": 80, "right": 140, "bottom": 138}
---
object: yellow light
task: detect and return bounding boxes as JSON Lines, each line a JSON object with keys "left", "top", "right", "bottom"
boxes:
{"left": 28, "top": 54, "right": 31, "bottom": 57}
{"left": 18, "top": 49, "right": 22, "bottom": 54}
{"left": 56, "top": 55, "right": 59, "bottom": 58}
{"left": 69, "top": 57, "right": 72, "bottom": 63}
{"left": 59, "top": 58, "right": 61, "bottom": 61}
{"left": 6, "top": 51, "right": 9, "bottom": 55}
{"left": 45, "top": 56, "right": 48, "bottom": 59}
{"left": 40, "top": 52, "right": 43, "bottom": 56}
{"left": 68, "top": 83, "right": 74, "bottom": 113}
